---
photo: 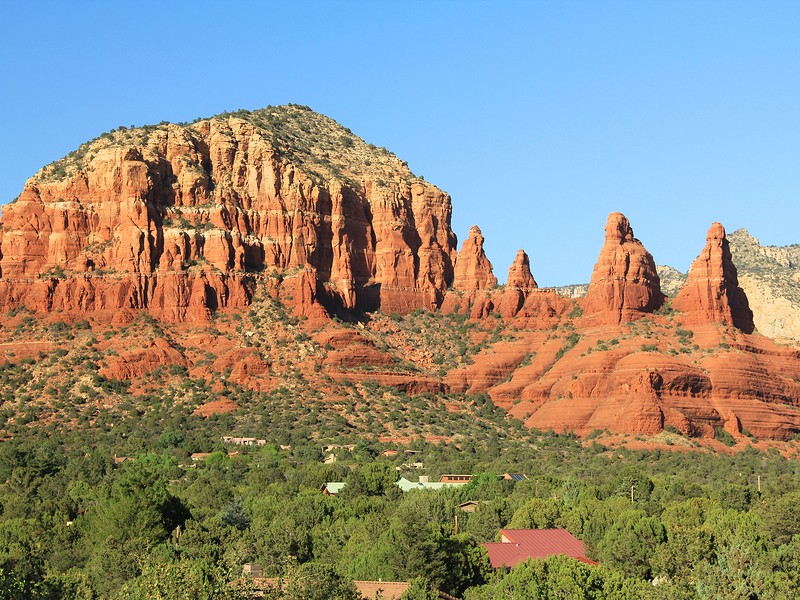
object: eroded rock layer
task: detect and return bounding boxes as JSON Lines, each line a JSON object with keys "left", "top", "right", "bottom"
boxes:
{"left": 0, "top": 106, "right": 458, "bottom": 321}
{"left": 2, "top": 106, "right": 799, "bottom": 443}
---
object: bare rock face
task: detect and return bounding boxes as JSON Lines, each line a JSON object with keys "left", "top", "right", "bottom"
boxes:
{"left": 451, "top": 225, "right": 497, "bottom": 291}
{"left": 672, "top": 223, "right": 754, "bottom": 333}
{"left": 506, "top": 249, "right": 537, "bottom": 290}
{"left": 582, "top": 212, "right": 664, "bottom": 324}
{"left": 452, "top": 319, "right": 800, "bottom": 440}
{"left": 511, "top": 289, "right": 573, "bottom": 327}
{"left": 440, "top": 225, "right": 498, "bottom": 318}
{"left": 498, "top": 249, "right": 538, "bottom": 318}
{"left": 0, "top": 107, "right": 458, "bottom": 321}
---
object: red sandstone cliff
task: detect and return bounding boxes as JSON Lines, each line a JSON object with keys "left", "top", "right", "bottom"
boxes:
{"left": 582, "top": 212, "right": 664, "bottom": 324}
{"left": 0, "top": 106, "right": 457, "bottom": 321}
{"left": 672, "top": 222, "right": 754, "bottom": 333}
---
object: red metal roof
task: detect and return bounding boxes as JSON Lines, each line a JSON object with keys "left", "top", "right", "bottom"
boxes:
{"left": 483, "top": 528, "right": 596, "bottom": 568}
{"left": 483, "top": 542, "right": 530, "bottom": 568}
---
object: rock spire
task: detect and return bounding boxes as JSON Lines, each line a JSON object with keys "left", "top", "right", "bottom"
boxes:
{"left": 497, "top": 250, "right": 538, "bottom": 318}
{"left": 672, "top": 222, "right": 754, "bottom": 332}
{"left": 582, "top": 212, "right": 664, "bottom": 323}
{"left": 506, "top": 250, "right": 537, "bottom": 291}
{"left": 451, "top": 225, "right": 497, "bottom": 291}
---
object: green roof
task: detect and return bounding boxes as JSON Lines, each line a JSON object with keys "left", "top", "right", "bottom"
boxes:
{"left": 323, "top": 482, "right": 346, "bottom": 494}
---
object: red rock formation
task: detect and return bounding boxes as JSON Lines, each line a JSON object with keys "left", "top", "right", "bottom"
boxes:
{"left": 0, "top": 108, "right": 458, "bottom": 322}
{"left": 99, "top": 338, "right": 187, "bottom": 381}
{"left": 498, "top": 249, "right": 538, "bottom": 317}
{"left": 3, "top": 108, "right": 800, "bottom": 444}
{"left": 672, "top": 222, "right": 754, "bottom": 333}
{"left": 582, "top": 212, "right": 664, "bottom": 324}
{"left": 264, "top": 267, "right": 329, "bottom": 322}
{"left": 314, "top": 327, "right": 445, "bottom": 394}
{"left": 506, "top": 249, "right": 537, "bottom": 291}
{"left": 508, "top": 290, "right": 573, "bottom": 328}
{"left": 446, "top": 333, "right": 548, "bottom": 393}
{"left": 210, "top": 348, "right": 273, "bottom": 392}
{"left": 451, "top": 225, "right": 497, "bottom": 291}
{"left": 440, "top": 225, "right": 498, "bottom": 317}
{"left": 194, "top": 398, "right": 239, "bottom": 417}
{"left": 448, "top": 311, "right": 800, "bottom": 439}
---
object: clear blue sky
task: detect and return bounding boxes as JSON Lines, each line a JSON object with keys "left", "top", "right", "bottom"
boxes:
{"left": 1, "top": 1, "right": 798, "bottom": 286}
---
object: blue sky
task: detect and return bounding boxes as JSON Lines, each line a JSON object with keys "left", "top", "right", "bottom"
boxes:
{"left": 1, "top": 1, "right": 798, "bottom": 286}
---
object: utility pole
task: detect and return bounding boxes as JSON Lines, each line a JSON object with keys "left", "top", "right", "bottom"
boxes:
{"left": 757, "top": 475, "right": 761, "bottom": 493}
{"left": 631, "top": 485, "right": 635, "bottom": 505}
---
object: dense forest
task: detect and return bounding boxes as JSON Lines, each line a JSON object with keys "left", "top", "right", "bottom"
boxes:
{"left": 2, "top": 391, "right": 800, "bottom": 599}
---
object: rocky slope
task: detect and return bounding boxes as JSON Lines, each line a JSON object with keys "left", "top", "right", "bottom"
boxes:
{"left": 1, "top": 106, "right": 799, "bottom": 443}
{"left": 446, "top": 217, "right": 800, "bottom": 440}
{"left": 655, "top": 265, "right": 686, "bottom": 297}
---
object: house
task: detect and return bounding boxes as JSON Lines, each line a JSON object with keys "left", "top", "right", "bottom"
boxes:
{"left": 395, "top": 461, "right": 424, "bottom": 471}
{"left": 322, "top": 482, "right": 346, "bottom": 495}
{"left": 380, "top": 449, "right": 400, "bottom": 458}
{"left": 190, "top": 452, "right": 211, "bottom": 462}
{"left": 439, "top": 474, "right": 472, "bottom": 484}
{"left": 355, "top": 580, "right": 461, "bottom": 599}
{"left": 251, "top": 577, "right": 458, "bottom": 599}
{"left": 396, "top": 477, "right": 447, "bottom": 492}
{"left": 395, "top": 476, "right": 467, "bottom": 492}
{"left": 503, "top": 473, "right": 528, "bottom": 482}
{"left": 222, "top": 436, "right": 266, "bottom": 446}
{"left": 483, "top": 528, "right": 597, "bottom": 569}
{"left": 322, "top": 444, "right": 356, "bottom": 453}
{"left": 459, "top": 500, "right": 487, "bottom": 513}
{"left": 354, "top": 580, "right": 409, "bottom": 599}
